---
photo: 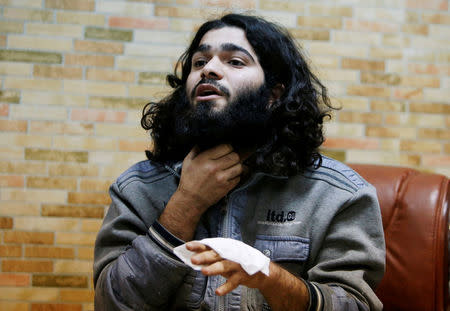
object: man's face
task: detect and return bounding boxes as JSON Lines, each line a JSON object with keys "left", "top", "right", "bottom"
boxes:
{"left": 175, "top": 26, "right": 273, "bottom": 152}
{"left": 185, "top": 26, "right": 266, "bottom": 112}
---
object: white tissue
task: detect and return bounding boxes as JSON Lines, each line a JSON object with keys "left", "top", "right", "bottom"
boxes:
{"left": 173, "top": 237, "right": 270, "bottom": 276}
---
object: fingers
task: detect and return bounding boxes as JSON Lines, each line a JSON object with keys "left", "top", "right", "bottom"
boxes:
{"left": 197, "top": 145, "right": 242, "bottom": 169}
{"left": 197, "top": 258, "right": 257, "bottom": 296}
{"left": 184, "top": 145, "right": 200, "bottom": 162}
{"left": 226, "top": 175, "right": 241, "bottom": 190}
{"left": 202, "top": 260, "right": 247, "bottom": 296}
{"left": 178, "top": 143, "right": 244, "bottom": 209}
{"left": 191, "top": 250, "right": 222, "bottom": 265}
{"left": 193, "top": 144, "right": 243, "bottom": 177}
{"left": 212, "top": 162, "right": 242, "bottom": 188}
{"left": 216, "top": 273, "right": 243, "bottom": 296}
{"left": 201, "top": 259, "right": 240, "bottom": 276}
{"left": 217, "top": 152, "right": 241, "bottom": 170}
{"left": 186, "top": 242, "right": 222, "bottom": 266}
{"left": 185, "top": 241, "right": 210, "bottom": 252}
{"left": 222, "top": 162, "right": 243, "bottom": 180}
{"left": 198, "top": 146, "right": 243, "bottom": 186}
{"left": 201, "top": 144, "right": 234, "bottom": 160}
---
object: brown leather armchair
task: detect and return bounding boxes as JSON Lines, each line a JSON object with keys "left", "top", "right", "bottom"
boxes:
{"left": 350, "top": 164, "right": 449, "bottom": 311}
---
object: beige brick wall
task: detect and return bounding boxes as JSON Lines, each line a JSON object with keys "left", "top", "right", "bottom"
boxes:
{"left": 0, "top": 0, "right": 448, "bottom": 309}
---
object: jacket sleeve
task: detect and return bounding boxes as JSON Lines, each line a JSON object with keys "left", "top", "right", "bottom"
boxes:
{"left": 93, "top": 182, "right": 191, "bottom": 311}
{"left": 307, "top": 185, "right": 386, "bottom": 311}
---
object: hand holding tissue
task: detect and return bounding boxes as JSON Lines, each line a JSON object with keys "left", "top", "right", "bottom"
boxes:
{"left": 173, "top": 237, "right": 270, "bottom": 276}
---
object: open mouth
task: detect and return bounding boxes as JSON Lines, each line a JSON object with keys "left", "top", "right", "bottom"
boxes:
{"left": 199, "top": 90, "right": 219, "bottom": 96}
{"left": 195, "top": 84, "right": 224, "bottom": 101}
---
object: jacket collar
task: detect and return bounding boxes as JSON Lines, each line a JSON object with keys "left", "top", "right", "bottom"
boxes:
{"left": 164, "top": 161, "right": 287, "bottom": 182}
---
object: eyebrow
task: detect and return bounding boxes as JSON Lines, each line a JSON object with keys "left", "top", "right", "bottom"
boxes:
{"left": 194, "top": 43, "right": 256, "bottom": 62}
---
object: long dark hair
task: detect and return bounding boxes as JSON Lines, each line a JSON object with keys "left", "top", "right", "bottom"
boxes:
{"left": 141, "top": 13, "right": 334, "bottom": 176}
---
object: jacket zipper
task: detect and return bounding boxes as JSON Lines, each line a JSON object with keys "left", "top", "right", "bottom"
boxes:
{"left": 163, "top": 164, "right": 180, "bottom": 178}
{"left": 218, "top": 194, "right": 231, "bottom": 311}
{"left": 218, "top": 180, "right": 258, "bottom": 311}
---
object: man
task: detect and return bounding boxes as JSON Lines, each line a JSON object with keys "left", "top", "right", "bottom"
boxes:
{"left": 94, "top": 13, "right": 385, "bottom": 311}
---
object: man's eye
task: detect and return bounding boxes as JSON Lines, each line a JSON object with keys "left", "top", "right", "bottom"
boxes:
{"left": 229, "top": 59, "right": 245, "bottom": 66}
{"left": 193, "top": 60, "right": 207, "bottom": 68}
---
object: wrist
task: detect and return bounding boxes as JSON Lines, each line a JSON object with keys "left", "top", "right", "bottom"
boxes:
{"left": 174, "top": 187, "right": 210, "bottom": 214}
{"left": 158, "top": 190, "right": 207, "bottom": 241}
{"left": 258, "top": 262, "right": 280, "bottom": 294}
{"left": 258, "top": 262, "right": 310, "bottom": 311}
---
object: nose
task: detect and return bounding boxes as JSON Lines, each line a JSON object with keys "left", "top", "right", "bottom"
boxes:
{"left": 201, "top": 56, "right": 224, "bottom": 80}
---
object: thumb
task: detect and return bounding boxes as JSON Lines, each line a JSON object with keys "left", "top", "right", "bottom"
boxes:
{"left": 185, "top": 145, "right": 200, "bottom": 161}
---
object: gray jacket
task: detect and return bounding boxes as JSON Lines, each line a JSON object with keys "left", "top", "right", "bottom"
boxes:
{"left": 94, "top": 156, "right": 385, "bottom": 311}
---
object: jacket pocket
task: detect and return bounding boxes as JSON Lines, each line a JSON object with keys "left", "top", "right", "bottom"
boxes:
{"left": 186, "top": 270, "right": 207, "bottom": 309}
{"left": 171, "top": 270, "right": 207, "bottom": 309}
{"left": 254, "top": 235, "right": 309, "bottom": 262}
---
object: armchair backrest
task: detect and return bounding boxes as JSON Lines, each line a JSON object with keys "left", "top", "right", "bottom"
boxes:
{"left": 350, "top": 164, "right": 449, "bottom": 311}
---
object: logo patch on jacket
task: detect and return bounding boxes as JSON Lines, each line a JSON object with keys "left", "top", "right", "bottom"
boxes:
{"left": 257, "top": 209, "right": 301, "bottom": 226}
{"left": 266, "top": 209, "right": 296, "bottom": 222}
{"left": 258, "top": 209, "right": 299, "bottom": 224}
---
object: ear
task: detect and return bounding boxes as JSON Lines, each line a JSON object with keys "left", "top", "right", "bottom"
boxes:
{"left": 268, "top": 83, "right": 285, "bottom": 106}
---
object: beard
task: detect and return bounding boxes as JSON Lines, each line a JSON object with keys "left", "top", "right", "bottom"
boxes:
{"left": 173, "top": 82, "right": 273, "bottom": 153}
